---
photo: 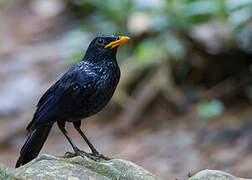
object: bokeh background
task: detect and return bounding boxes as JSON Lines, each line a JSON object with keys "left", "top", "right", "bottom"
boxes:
{"left": 1, "top": 0, "right": 252, "bottom": 179}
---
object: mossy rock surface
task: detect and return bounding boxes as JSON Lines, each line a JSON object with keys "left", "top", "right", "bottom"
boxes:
{"left": 1, "top": 155, "right": 251, "bottom": 180}
{"left": 0, "top": 154, "right": 162, "bottom": 180}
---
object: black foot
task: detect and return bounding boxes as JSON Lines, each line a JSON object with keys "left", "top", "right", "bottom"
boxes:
{"left": 65, "top": 151, "right": 75, "bottom": 158}
{"left": 64, "top": 151, "right": 84, "bottom": 158}
{"left": 65, "top": 150, "right": 111, "bottom": 161}
{"left": 89, "top": 152, "right": 111, "bottom": 161}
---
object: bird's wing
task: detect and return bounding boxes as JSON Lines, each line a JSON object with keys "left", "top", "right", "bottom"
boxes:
{"left": 55, "top": 72, "right": 96, "bottom": 111}
{"left": 27, "top": 65, "right": 97, "bottom": 131}
{"left": 37, "top": 82, "right": 59, "bottom": 108}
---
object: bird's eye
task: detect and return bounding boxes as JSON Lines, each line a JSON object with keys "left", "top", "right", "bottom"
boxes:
{"left": 96, "top": 39, "right": 105, "bottom": 46}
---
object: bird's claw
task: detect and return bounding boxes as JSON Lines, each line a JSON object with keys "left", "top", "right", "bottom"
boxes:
{"left": 64, "top": 150, "right": 111, "bottom": 161}
{"left": 93, "top": 153, "right": 111, "bottom": 161}
{"left": 76, "top": 150, "right": 98, "bottom": 161}
{"left": 65, "top": 151, "right": 78, "bottom": 158}
{"left": 81, "top": 151, "right": 111, "bottom": 161}
{"left": 65, "top": 150, "right": 89, "bottom": 158}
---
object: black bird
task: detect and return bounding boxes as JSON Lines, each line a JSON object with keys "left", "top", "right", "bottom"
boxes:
{"left": 16, "top": 34, "right": 130, "bottom": 168}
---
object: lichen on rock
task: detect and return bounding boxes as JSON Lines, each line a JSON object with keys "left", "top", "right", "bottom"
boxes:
{"left": 0, "top": 154, "right": 162, "bottom": 180}
{"left": 1, "top": 155, "right": 251, "bottom": 180}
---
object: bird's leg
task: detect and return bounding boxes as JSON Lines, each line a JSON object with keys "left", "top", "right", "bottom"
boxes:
{"left": 73, "top": 121, "right": 111, "bottom": 160}
{"left": 57, "top": 121, "right": 93, "bottom": 159}
{"left": 73, "top": 121, "right": 99, "bottom": 155}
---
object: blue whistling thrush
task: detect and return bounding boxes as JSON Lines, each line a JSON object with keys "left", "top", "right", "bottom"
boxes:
{"left": 16, "top": 35, "right": 130, "bottom": 168}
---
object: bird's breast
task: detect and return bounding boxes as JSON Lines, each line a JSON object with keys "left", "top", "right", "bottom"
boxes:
{"left": 74, "top": 65, "right": 120, "bottom": 119}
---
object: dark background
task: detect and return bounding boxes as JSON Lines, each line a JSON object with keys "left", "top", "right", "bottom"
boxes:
{"left": 1, "top": 0, "right": 252, "bottom": 179}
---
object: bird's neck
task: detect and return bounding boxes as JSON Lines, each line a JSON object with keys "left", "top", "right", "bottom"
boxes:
{"left": 82, "top": 55, "right": 118, "bottom": 69}
{"left": 82, "top": 53, "right": 117, "bottom": 66}
{"left": 83, "top": 47, "right": 117, "bottom": 63}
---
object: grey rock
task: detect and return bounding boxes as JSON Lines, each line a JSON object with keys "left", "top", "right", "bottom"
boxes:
{"left": 188, "top": 170, "right": 251, "bottom": 180}
{"left": 0, "top": 154, "right": 162, "bottom": 180}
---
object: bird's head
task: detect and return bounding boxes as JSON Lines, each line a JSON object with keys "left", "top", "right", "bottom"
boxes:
{"left": 84, "top": 34, "right": 130, "bottom": 61}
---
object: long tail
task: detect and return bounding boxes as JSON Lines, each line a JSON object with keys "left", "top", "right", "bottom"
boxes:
{"left": 16, "top": 124, "right": 53, "bottom": 168}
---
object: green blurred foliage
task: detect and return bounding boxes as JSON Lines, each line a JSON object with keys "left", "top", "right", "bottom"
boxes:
{"left": 197, "top": 99, "right": 224, "bottom": 118}
{"left": 245, "top": 85, "right": 252, "bottom": 100}
{"left": 64, "top": 0, "right": 252, "bottom": 62}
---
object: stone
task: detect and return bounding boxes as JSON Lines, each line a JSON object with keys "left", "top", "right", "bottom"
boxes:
{"left": 188, "top": 169, "right": 251, "bottom": 180}
{"left": 0, "top": 154, "right": 162, "bottom": 180}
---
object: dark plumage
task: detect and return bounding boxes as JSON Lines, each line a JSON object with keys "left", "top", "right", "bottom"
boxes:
{"left": 16, "top": 34, "right": 130, "bottom": 168}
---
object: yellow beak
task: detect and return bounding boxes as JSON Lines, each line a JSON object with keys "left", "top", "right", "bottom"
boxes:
{"left": 105, "top": 36, "right": 130, "bottom": 48}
